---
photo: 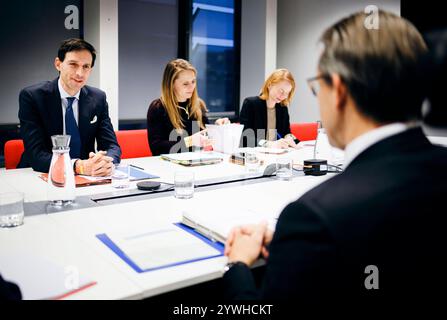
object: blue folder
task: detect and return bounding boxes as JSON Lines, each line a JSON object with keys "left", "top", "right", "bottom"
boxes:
{"left": 116, "top": 166, "right": 159, "bottom": 181}
{"left": 96, "top": 223, "right": 224, "bottom": 273}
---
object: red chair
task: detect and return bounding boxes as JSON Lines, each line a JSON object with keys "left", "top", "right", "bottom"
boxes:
{"left": 290, "top": 122, "right": 318, "bottom": 141}
{"left": 115, "top": 129, "right": 152, "bottom": 159}
{"left": 4, "top": 139, "right": 25, "bottom": 169}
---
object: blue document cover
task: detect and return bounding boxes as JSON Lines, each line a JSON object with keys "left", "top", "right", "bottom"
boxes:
{"left": 96, "top": 223, "right": 224, "bottom": 273}
{"left": 116, "top": 166, "right": 159, "bottom": 181}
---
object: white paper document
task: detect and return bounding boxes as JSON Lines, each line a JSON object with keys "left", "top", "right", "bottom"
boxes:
{"left": 206, "top": 123, "right": 244, "bottom": 154}
{"left": 106, "top": 225, "right": 221, "bottom": 270}
{"left": 161, "top": 152, "right": 223, "bottom": 162}
{"left": 255, "top": 147, "right": 290, "bottom": 154}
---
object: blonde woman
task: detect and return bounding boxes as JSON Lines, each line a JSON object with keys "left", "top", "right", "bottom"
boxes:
{"left": 147, "top": 59, "right": 229, "bottom": 155}
{"left": 239, "top": 69, "right": 298, "bottom": 148}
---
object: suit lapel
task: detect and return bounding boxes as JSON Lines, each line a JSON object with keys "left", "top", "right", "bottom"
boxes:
{"left": 49, "top": 78, "right": 63, "bottom": 135}
{"left": 260, "top": 99, "right": 268, "bottom": 131}
{"left": 78, "top": 86, "right": 93, "bottom": 152}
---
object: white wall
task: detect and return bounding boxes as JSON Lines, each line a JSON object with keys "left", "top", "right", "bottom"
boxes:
{"left": 99, "top": 0, "right": 119, "bottom": 129}
{"left": 277, "top": 0, "right": 401, "bottom": 123}
{"left": 83, "top": 0, "right": 119, "bottom": 129}
{"left": 240, "top": 0, "right": 277, "bottom": 108}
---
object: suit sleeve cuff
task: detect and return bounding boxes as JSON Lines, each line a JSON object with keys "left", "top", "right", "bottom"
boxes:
{"left": 222, "top": 263, "right": 259, "bottom": 299}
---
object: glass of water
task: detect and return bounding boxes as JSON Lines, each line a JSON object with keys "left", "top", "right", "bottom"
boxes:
{"left": 276, "top": 157, "right": 293, "bottom": 180}
{"left": 174, "top": 171, "right": 194, "bottom": 199}
{"left": 245, "top": 150, "right": 260, "bottom": 174}
{"left": 0, "top": 192, "right": 24, "bottom": 228}
{"left": 112, "top": 163, "right": 130, "bottom": 189}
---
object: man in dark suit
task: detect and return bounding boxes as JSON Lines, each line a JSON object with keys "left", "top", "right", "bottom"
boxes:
{"left": 223, "top": 10, "right": 447, "bottom": 302}
{"left": 18, "top": 38, "right": 121, "bottom": 175}
{"left": 0, "top": 274, "right": 21, "bottom": 300}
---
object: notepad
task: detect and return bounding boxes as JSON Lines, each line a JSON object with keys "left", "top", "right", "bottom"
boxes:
{"left": 206, "top": 123, "right": 244, "bottom": 154}
{"left": 126, "top": 166, "right": 159, "bottom": 181}
{"left": 0, "top": 254, "right": 96, "bottom": 300}
{"left": 39, "top": 166, "right": 159, "bottom": 187}
{"left": 97, "top": 224, "right": 223, "bottom": 273}
{"left": 39, "top": 173, "right": 111, "bottom": 187}
{"left": 181, "top": 207, "right": 278, "bottom": 244}
{"left": 160, "top": 152, "right": 224, "bottom": 166}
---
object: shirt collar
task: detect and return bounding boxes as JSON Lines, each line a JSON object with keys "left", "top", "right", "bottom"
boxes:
{"left": 58, "top": 78, "right": 81, "bottom": 100}
{"left": 344, "top": 122, "right": 411, "bottom": 168}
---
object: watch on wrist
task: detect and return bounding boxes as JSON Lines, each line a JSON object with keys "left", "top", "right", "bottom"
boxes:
{"left": 285, "top": 133, "right": 300, "bottom": 144}
{"left": 74, "top": 160, "right": 84, "bottom": 175}
{"left": 223, "top": 261, "right": 247, "bottom": 274}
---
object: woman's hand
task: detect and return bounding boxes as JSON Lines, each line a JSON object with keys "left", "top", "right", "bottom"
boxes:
{"left": 214, "top": 117, "right": 230, "bottom": 125}
{"left": 267, "top": 139, "right": 289, "bottom": 149}
{"left": 284, "top": 135, "right": 300, "bottom": 149}
{"left": 191, "top": 130, "right": 213, "bottom": 148}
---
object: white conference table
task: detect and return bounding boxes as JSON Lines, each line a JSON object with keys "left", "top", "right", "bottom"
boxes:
{"left": 0, "top": 144, "right": 319, "bottom": 203}
{"left": 0, "top": 145, "right": 333, "bottom": 300}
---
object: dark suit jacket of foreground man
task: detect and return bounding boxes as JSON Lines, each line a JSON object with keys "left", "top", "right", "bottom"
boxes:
{"left": 224, "top": 127, "right": 447, "bottom": 301}
{"left": 0, "top": 274, "right": 21, "bottom": 300}
{"left": 18, "top": 78, "right": 121, "bottom": 172}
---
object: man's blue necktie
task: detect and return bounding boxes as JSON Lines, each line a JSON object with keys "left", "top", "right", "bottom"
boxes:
{"left": 65, "top": 97, "right": 81, "bottom": 158}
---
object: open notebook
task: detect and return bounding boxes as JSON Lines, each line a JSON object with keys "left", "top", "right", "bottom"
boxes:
{"left": 181, "top": 207, "right": 278, "bottom": 244}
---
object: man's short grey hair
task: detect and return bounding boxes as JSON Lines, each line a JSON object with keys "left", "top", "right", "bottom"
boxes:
{"left": 318, "top": 10, "right": 428, "bottom": 124}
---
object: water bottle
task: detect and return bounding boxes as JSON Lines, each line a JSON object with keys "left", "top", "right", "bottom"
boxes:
{"left": 47, "top": 135, "right": 76, "bottom": 206}
{"left": 314, "top": 121, "right": 333, "bottom": 162}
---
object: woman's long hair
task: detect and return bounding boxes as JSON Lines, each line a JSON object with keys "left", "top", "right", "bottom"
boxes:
{"left": 160, "top": 59, "right": 207, "bottom": 131}
{"left": 260, "top": 69, "right": 296, "bottom": 106}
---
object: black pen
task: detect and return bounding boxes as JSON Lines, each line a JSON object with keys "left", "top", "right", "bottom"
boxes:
{"left": 130, "top": 164, "right": 145, "bottom": 171}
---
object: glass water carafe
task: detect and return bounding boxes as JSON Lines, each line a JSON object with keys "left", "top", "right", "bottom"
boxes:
{"left": 47, "top": 135, "right": 76, "bottom": 206}
{"left": 314, "top": 121, "right": 333, "bottom": 162}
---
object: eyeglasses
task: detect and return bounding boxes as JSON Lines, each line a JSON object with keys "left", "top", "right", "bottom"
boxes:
{"left": 306, "top": 74, "right": 330, "bottom": 97}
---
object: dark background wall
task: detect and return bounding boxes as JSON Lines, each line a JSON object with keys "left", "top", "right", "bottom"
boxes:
{"left": 401, "top": 0, "right": 446, "bottom": 34}
{"left": 118, "top": 0, "right": 178, "bottom": 123}
{"left": 0, "top": 0, "right": 81, "bottom": 125}
{"left": 0, "top": 0, "right": 81, "bottom": 166}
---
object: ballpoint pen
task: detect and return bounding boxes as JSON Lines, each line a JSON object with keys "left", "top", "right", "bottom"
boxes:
{"left": 129, "top": 164, "right": 145, "bottom": 171}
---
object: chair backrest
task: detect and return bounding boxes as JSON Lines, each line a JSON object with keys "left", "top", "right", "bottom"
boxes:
{"left": 115, "top": 129, "right": 152, "bottom": 159}
{"left": 290, "top": 122, "right": 318, "bottom": 141}
{"left": 4, "top": 139, "right": 25, "bottom": 169}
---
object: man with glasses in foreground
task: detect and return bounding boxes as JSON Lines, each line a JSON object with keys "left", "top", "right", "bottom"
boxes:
{"left": 222, "top": 10, "right": 447, "bottom": 303}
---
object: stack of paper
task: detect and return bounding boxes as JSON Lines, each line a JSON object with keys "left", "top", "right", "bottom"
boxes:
{"left": 206, "top": 124, "right": 244, "bottom": 154}
{"left": 160, "top": 152, "right": 223, "bottom": 166}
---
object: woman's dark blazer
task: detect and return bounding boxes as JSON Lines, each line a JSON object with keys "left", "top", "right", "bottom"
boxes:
{"left": 239, "top": 96, "right": 291, "bottom": 147}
